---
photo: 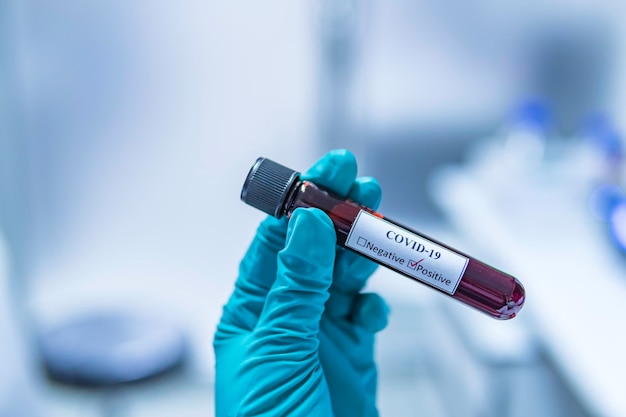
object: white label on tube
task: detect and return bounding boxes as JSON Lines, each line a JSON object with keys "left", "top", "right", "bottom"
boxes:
{"left": 345, "top": 211, "right": 468, "bottom": 295}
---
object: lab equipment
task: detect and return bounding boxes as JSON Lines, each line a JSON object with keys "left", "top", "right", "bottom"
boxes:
{"left": 39, "top": 311, "right": 187, "bottom": 416}
{"left": 40, "top": 312, "right": 186, "bottom": 386}
{"left": 241, "top": 154, "right": 525, "bottom": 319}
{"left": 583, "top": 116, "right": 626, "bottom": 255}
{"left": 215, "top": 150, "right": 386, "bottom": 417}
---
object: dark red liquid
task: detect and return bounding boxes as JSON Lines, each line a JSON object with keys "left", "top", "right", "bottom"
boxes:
{"left": 284, "top": 181, "right": 525, "bottom": 319}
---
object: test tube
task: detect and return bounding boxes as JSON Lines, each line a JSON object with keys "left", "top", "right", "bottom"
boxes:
{"left": 241, "top": 157, "right": 525, "bottom": 320}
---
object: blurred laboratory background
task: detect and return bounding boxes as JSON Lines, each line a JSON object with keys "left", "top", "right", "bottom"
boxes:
{"left": 2, "top": 0, "right": 626, "bottom": 416}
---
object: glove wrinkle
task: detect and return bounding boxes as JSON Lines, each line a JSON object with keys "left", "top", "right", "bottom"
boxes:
{"left": 239, "top": 352, "right": 330, "bottom": 416}
{"left": 218, "top": 216, "right": 290, "bottom": 333}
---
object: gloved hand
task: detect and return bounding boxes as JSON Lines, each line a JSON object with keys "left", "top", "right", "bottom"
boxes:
{"left": 214, "top": 149, "right": 389, "bottom": 417}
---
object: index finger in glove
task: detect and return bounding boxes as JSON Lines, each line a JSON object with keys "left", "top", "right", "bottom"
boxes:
{"left": 255, "top": 208, "right": 336, "bottom": 347}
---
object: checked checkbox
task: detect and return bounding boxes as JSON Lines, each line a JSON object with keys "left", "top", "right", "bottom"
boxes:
{"left": 408, "top": 259, "right": 423, "bottom": 270}
{"left": 357, "top": 237, "right": 367, "bottom": 247}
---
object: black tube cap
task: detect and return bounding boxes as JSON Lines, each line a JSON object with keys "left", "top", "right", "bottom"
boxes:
{"left": 241, "top": 157, "right": 300, "bottom": 218}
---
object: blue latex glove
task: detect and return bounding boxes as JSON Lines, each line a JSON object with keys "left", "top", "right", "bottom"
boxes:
{"left": 214, "top": 149, "right": 390, "bottom": 417}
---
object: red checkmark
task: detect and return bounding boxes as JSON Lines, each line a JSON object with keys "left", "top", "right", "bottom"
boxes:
{"left": 408, "top": 259, "right": 423, "bottom": 269}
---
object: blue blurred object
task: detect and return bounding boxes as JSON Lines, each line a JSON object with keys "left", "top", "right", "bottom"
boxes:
{"left": 589, "top": 184, "right": 624, "bottom": 222}
{"left": 40, "top": 312, "right": 187, "bottom": 386}
{"left": 584, "top": 114, "right": 626, "bottom": 253}
{"left": 501, "top": 98, "right": 553, "bottom": 168}
{"left": 585, "top": 113, "right": 624, "bottom": 161}
{"left": 214, "top": 150, "right": 389, "bottom": 417}
{"left": 608, "top": 200, "right": 626, "bottom": 255}
{"left": 514, "top": 98, "right": 552, "bottom": 134}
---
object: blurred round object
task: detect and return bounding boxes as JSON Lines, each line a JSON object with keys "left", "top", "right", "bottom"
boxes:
{"left": 39, "top": 312, "right": 186, "bottom": 387}
{"left": 515, "top": 98, "right": 552, "bottom": 133}
{"left": 586, "top": 113, "right": 624, "bottom": 160}
{"left": 589, "top": 184, "right": 625, "bottom": 222}
{"left": 609, "top": 200, "right": 626, "bottom": 254}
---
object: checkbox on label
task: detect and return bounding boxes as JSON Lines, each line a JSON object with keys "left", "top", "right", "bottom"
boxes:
{"left": 408, "top": 259, "right": 422, "bottom": 270}
{"left": 357, "top": 237, "right": 367, "bottom": 247}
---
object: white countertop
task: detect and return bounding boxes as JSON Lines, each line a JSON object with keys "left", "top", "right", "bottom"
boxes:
{"left": 431, "top": 142, "right": 626, "bottom": 417}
